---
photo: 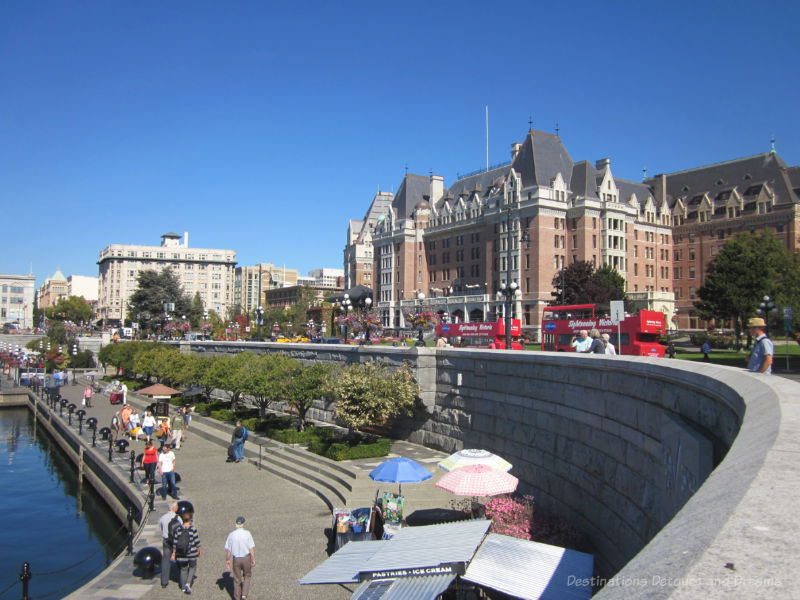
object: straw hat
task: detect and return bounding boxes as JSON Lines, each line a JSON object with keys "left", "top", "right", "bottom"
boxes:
{"left": 747, "top": 317, "right": 766, "bottom": 328}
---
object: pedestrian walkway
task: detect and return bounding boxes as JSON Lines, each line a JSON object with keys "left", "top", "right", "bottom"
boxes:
{"left": 24, "top": 374, "right": 455, "bottom": 600}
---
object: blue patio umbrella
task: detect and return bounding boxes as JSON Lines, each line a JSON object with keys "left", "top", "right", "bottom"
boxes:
{"left": 369, "top": 457, "right": 432, "bottom": 495}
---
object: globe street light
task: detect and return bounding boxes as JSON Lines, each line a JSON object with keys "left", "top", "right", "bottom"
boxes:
{"left": 256, "top": 306, "right": 264, "bottom": 340}
{"left": 415, "top": 293, "right": 425, "bottom": 346}
{"left": 757, "top": 295, "right": 777, "bottom": 331}
{"left": 497, "top": 282, "right": 520, "bottom": 349}
{"left": 340, "top": 294, "right": 352, "bottom": 344}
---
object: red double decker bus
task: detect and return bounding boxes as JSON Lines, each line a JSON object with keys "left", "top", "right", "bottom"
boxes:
{"left": 435, "top": 320, "right": 523, "bottom": 350}
{"left": 541, "top": 304, "right": 666, "bottom": 357}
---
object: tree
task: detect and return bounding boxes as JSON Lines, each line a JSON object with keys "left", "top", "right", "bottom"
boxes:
{"left": 324, "top": 362, "right": 418, "bottom": 433}
{"left": 551, "top": 261, "right": 626, "bottom": 306}
{"left": 695, "top": 231, "right": 798, "bottom": 346}
{"left": 133, "top": 345, "right": 181, "bottom": 384}
{"left": 287, "top": 362, "right": 331, "bottom": 431}
{"left": 97, "top": 341, "right": 147, "bottom": 377}
{"left": 239, "top": 353, "right": 297, "bottom": 418}
{"left": 127, "top": 268, "right": 192, "bottom": 333}
{"left": 189, "top": 293, "right": 205, "bottom": 329}
{"left": 203, "top": 353, "right": 250, "bottom": 409}
{"left": 47, "top": 296, "right": 93, "bottom": 324}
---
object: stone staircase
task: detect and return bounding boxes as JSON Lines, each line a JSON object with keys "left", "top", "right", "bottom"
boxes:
{"left": 125, "top": 394, "right": 453, "bottom": 515}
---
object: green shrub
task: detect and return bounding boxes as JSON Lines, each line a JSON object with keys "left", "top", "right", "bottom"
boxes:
{"left": 169, "top": 397, "right": 184, "bottom": 406}
{"left": 193, "top": 402, "right": 208, "bottom": 415}
{"left": 210, "top": 409, "right": 235, "bottom": 422}
{"left": 242, "top": 417, "right": 261, "bottom": 432}
{"left": 307, "top": 435, "right": 391, "bottom": 461}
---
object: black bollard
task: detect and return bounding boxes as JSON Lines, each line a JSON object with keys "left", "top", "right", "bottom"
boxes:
{"left": 92, "top": 427, "right": 97, "bottom": 447}
{"left": 108, "top": 437, "right": 113, "bottom": 462}
{"left": 67, "top": 403, "right": 76, "bottom": 426}
{"left": 76, "top": 410, "right": 86, "bottom": 435}
{"left": 127, "top": 506, "right": 134, "bottom": 555}
{"left": 19, "top": 562, "right": 32, "bottom": 600}
{"left": 129, "top": 450, "right": 136, "bottom": 483}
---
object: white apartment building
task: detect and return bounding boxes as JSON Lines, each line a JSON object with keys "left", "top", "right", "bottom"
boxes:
{"left": 97, "top": 231, "right": 236, "bottom": 324}
{"left": 68, "top": 274, "right": 99, "bottom": 301}
{"left": 307, "top": 268, "right": 344, "bottom": 288}
{"left": 0, "top": 273, "right": 35, "bottom": 328}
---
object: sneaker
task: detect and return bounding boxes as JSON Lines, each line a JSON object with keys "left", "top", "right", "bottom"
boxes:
{"left": 183, "top": 584, "right": 191, "bottom": 594}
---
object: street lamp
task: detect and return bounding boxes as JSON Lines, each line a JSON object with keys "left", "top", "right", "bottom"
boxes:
{"left": 415, "top": 293, "right": 425, "bottom": 346}
{"left": 757, "top": 295, "right": 778, "bottom": 331}
{"left": 340, "top": 294, "right": 352, "bottom": 344}
{"left": 256, "top": 306, "right": 263, "bottom": 340}
{"left": 496, "top": 282, "right": 521, "bottom": 349}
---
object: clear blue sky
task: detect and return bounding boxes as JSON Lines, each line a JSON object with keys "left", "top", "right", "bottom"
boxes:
{"left": 2, "top": 1, "right": 798, "bottom": 288}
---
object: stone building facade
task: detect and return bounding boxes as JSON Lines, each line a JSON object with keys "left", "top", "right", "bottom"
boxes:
{"left": 365, "top": 129, "right": 675, "bottom": 338}
{"left": 97, "top": 231, "right": 236, "bottom": 325}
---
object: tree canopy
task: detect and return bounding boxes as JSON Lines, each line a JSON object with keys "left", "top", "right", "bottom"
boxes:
{"left": 46, "top": 295, "right": 93, "bottom": 324}
{"left": 127, "top": 268, "right": 193, "bottom": 332}
{"left": 551, "top": 261, "right": 626, "bottom": 306}
{"left": 695, "top": 230, "right": 800, "bottom": 343}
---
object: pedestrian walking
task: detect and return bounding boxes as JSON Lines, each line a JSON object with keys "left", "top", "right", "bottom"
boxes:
{"left": 171, "top": 508, "right": 202, "bottom": 594}
{"left": 666, "top": 342, "right": 676, "bottom": 359}
{"left": 83, "top": 384, "right": 94, "bottom": 408}
{"left": 159, "top": 501, "right": 180, "bottom": 588}
{"left": 224, "top": 516, "right": 255, "bottom": 600}
{"left": 129, "top": 409, "right": 141, "bottom": 441}
{"left": 142, "top": 410, "right": 156, "bottom": 442}
{"left": 746, "top": 317, "right": 774, "bottom": 374}
{"left": 701, "top": 341, "right": 711, "bottom": 362}
{"left": 231, "top": 421, "right": 248, "bottom": 463}
{"left": 141, "top": 440, "right": 158, "bottom": 485}
{"left": 158, "top": 443, "right": 179, "bottom": 499}
{"left": 171, "top": 409, "right": 184, "bottom": 450}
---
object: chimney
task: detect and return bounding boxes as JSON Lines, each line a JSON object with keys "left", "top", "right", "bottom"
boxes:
{"left": 511, "top": 142, "right": 522, "bottom": 161}
{"left": 595, "top": 158, "right": 610, "bottom": 171}
{"left": 430, "top": 175, "right": 444, "bottom": 203}
{"left": 183, "top": 231, "right": 189, "bottom": 247}
{"left": 652, "top": 173, "right": 668, "bottom": 204}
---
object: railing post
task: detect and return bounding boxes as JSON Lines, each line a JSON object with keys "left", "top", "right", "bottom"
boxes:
{"left": 108, "top": 438, "right": 113, "bottom": 462}
{"left": 19, "top": 562, "right": 32, "bottom": 600}
{"left": 148, "top": 479, "right": 155, "bottom": 511}
{"left": 129, "top": 450, "right": 136, "bottom": 483}
{"left": 127, "top": 506, "right": 134, "bottom": 555}
{"left": 92, "top": 427, "right": 97, "bottom": 448}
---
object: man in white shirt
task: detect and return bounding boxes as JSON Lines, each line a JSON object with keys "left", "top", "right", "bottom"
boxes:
{"left": 571, "top": 330, "right": 592, "bottom": 353}
{"left": 224, "top": 516, "right": 256, "bottom": 600}
{"left": 158, "top": 444, "right": 179, "bottom": 499}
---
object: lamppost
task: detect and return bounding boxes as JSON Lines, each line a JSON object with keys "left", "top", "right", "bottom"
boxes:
{"left": 757, "top": 295, "right": 778, "bottom": 331}
{"left": 415, "top": 292, "right": 425, "bottom": 346}
{"left": 497, "top": 204, "right": 530, "bottom": 349}
{"left": 339, "top": 294, "right": 352, "bottom": 344}
{"left": 360, "top": 297, "right": 373, "bottom": 343}
{"left": 287, "top": 322, "right": 292, "bottom": 338}
{"left": 202, "top": 310, "right": 209, "bottom": 340}
{"left": 306, "top": 319, "right": 315, "bottom": 340}
{"left": 256, "top": 306, "right": 263, "bottom": 340}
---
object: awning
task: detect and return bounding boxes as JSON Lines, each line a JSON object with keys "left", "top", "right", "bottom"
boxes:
{"left": 463, "top": 533, "right": 594, "bottom": 600}
{"left": 350, "top": 573, "right": 456, "bottom": 600}
{"left": 300, "top": 519, "right": 490, "bottom": 586}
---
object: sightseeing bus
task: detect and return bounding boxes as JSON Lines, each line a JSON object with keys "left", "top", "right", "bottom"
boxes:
{"left": 541, "top": 304, "right": 666, "bottom": 356}
{"left": 435, "top": 319, "right": 523, "bottom": 350}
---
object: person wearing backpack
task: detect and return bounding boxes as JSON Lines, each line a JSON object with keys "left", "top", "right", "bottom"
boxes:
{"left": 159, "top": 501, "right": 180, "bottom": 588}
{"left": 171, "top": 509, "right": 202, "bottom": 594}
{"left": 231, "top": 421, "right": 248, "bottom": 463}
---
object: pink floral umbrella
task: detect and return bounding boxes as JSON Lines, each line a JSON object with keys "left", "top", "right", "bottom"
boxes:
{"left": 435, "top": 464, "right": 519, "bottom": 497}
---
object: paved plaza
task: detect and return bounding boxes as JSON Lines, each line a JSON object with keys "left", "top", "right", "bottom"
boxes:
{"left": 14, "top": 373, "right": 451, "bottom": 600}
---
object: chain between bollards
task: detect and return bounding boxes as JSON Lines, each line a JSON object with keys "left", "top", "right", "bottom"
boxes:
{"left": 19, "top": 562, "right": 32, "bottom": 600}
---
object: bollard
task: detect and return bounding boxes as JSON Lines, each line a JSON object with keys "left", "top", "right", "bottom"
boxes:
{"left": 92, "top": 427, "right": 97, "bottom": 447}
{"left": 129, "top": 450, "right": 136, "bottom": 483}
{"left": 67, "top": 403, "right": 76, "bottom": 426}
{"left": 148, "top": 479, "right": 155, "bottom": 511}
{"left": 19, "top": 562, "right": 32, "bottom": 600}
{"left": 127, "top": 506, "right": 134, "bottom": 555}
{"left": 76, "top": 410, "right": 86, "bottom": 435}
{"left": 108, "top": 438, "right": 113, "bottom": 462}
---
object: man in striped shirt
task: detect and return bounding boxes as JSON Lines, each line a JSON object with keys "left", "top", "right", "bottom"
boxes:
{"left": 171, "top": 509, "right": 202, "bottom": 594}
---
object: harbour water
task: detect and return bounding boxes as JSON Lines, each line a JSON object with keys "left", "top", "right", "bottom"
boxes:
{"left": 0, "top": 407, "right": 127, "bottom": 600}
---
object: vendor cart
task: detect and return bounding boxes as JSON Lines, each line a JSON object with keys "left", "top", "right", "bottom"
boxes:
{"left": 332, "top": 507, "right": 377, "bottom": 551}
{"left": 110, "top": 391, "right": 123, "bottom": 405}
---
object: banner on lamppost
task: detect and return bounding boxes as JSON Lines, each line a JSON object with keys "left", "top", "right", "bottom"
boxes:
{"left": 784, "top": 306, "right": 793, "bottom": 335}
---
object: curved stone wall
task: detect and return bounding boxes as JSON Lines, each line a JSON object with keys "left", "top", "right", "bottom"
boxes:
{"left": 180, "top": 341, "right": 798, "bottom": 598}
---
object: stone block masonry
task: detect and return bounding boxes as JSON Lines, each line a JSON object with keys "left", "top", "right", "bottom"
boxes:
{"left": 176, "top": 340, "right": 800, "bottom": 599}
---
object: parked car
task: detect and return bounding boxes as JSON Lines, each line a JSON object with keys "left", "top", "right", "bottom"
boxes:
{"left": 311, "top": 337, "right": 342, "bottom": 344}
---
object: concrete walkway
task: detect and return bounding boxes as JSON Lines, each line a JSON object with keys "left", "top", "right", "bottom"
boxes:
{"left": 27, "top": 375, "right": 452, "bottom": 600}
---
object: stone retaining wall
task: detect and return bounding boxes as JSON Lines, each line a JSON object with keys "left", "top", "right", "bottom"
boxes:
{"left": 175, "top": 341, "right": 798, "bottom": 598}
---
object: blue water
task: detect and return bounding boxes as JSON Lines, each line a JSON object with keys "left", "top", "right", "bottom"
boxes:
{"left": 0, "top": 408, "right": 127, "bottom": 600}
